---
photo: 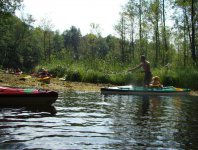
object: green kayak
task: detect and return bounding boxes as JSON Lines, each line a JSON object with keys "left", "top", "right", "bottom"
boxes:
{"left": 101, "top": 85, "right": 191, "bottom": 96}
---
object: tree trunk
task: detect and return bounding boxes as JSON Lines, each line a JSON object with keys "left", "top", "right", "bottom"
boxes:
{"left": 129, "top": 20, "right": 135, "bottom": 61}
{"left": 191, "top": 0, "right": 196, "bottom": 64}
{"left": 44, "top": 31, "right": 46, "bottom": 61}
{"left": 139, "top": 0, "right": 143, "bottom": 54}
{"left": 120, "top": 15, "right": 126, "bottom": 63}
{"left": 48, "top": 32, "right": 51, "bottom": 62}
{"left": 162, "top": 0, "right": 168, "bottom": 65}
{"left": 154, "top": 0, "right": 160, "bottom": 67}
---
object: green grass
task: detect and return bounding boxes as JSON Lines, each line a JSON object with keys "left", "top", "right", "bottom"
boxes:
{"left": 153, "top": 67, "right": 198, "bottom": 89}
{"left": 36, "top": 59, "right": 198, "bottom": 90}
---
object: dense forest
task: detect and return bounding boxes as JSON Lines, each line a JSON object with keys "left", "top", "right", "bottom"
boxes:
{"left": 0, "top": 0, "right": 198, "bottom": 89}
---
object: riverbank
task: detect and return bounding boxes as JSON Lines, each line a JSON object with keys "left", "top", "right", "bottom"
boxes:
{"left": 0, "top": 72, "right": 197, "bottom": 96}
{"left": 0, "top": 72, "right": 107, "bottom": 92}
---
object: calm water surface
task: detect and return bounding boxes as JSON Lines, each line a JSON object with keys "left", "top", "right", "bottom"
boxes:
{"left": 0, "top": 91, "right": 198, "bottom": 149}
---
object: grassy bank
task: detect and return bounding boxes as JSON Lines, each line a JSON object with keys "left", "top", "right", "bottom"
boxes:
{"left": 0, "top": 69, "right": 198, "bottom": 97}
{"left": 37, "top": 60, "right": 198, "bottom": 90}
{"left": 152, "top": 67, "right": 198, "bottom": 89}
{"left": 0, "top": 71, "right": 107, "bottom": 92}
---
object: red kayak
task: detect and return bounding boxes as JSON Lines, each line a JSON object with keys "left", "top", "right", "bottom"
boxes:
{"left": 0, "top": 86, "right": 58, "bottom": 106}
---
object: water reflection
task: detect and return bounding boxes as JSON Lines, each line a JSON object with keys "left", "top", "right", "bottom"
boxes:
{"left": 0, "top": 105, "right": 57, "bottom": 116}
{"left": 0, "top": 105, "right": 57, "bottom": 149}
{"left": 103, "top": 94, "right": 198, "bottom": 149}
{"left": 0, "top": 92, "right": 198, "bottom": 149}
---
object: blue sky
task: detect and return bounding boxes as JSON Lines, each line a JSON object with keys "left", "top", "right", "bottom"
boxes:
{"left": 16, "top": 0, "right": 128, "bottom": 36}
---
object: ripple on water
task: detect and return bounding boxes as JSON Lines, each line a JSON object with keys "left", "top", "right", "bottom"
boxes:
{"left": 0, "top": 93, "right": 198, "bottom": 149}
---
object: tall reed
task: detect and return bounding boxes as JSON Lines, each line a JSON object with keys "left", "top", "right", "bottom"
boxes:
{"left": 38, "top": 59, "right": 198, "bottom": 89}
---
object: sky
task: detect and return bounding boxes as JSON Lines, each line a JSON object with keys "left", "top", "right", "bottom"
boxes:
{"left": 16, "top": 0, "right": 128, "bottom": 37}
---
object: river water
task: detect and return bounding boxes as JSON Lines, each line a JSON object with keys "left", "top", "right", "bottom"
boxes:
{"left": 0, "top": 91, "right": 198, "bottom": 149}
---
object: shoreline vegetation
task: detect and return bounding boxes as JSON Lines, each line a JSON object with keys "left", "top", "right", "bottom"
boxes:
{"left": 38, "top": 61, "right": 198, "bottom": 90}
{"left": 0, "top": 70, "right": 197, "bottom": 96}
{"left": 0, "top": 71, "right": 107, "bottom": 93}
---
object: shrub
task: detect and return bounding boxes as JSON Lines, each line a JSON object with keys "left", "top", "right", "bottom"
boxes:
{"left": 49, "top": 65, "right": 67, "bottom": 77}
{"left": 65, "top": 69, "right": 82, "bottom": 82}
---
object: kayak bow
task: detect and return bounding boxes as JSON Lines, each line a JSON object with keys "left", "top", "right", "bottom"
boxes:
{"left": 0, "top": 86, "right": 58, "bottom": 106}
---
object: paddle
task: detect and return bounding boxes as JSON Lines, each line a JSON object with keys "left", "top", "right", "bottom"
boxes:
{"left": 106, "top": 70, "right": 129, "bottom": 76}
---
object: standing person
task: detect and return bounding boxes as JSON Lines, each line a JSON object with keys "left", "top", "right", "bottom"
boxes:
{"left": 128, "top": 55, "right": 152, "bottom": 87}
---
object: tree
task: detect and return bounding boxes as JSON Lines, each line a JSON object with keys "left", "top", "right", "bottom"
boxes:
{"left": 90, "top": 23, "right": 102, "bottom": 37}
{"left": 173, "top": 0, "right": 198, "bottom": 66}
{"left": 190, "top": 0, "right": 196, "bottom": 64}
{"left": 147, "top": 0, "right": 161, "bottom": 66}
{"left": 0, "top": 16, "right": 24, "bottom": 68}
{"left": 162, "top": 0, "right": 169, "bottom": 65}
{"left": 40, "top": 18, "right": 54, "bottom": 62}
{"left": 115, "top": 13, "right": 127, "bottom": 63}
{"left": 63, "top": 26, "right": 81, "bottom": 60}
{"left": 53, "top": 30, "right": 64, "bottom": 53}
{"left": 83, "top": 33, "right": 97, "bottom": 59}
{"left": 139, "top": 0, "right": 143, "bottom": 52}
{"left": 124, "top": 0, "right": 137, "bottom": 61}
{"left": 0, "top": 0, "right": 23, "bottom": 67}
{"left": 0, "top": 0, "right": 23, "bottom": 15}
